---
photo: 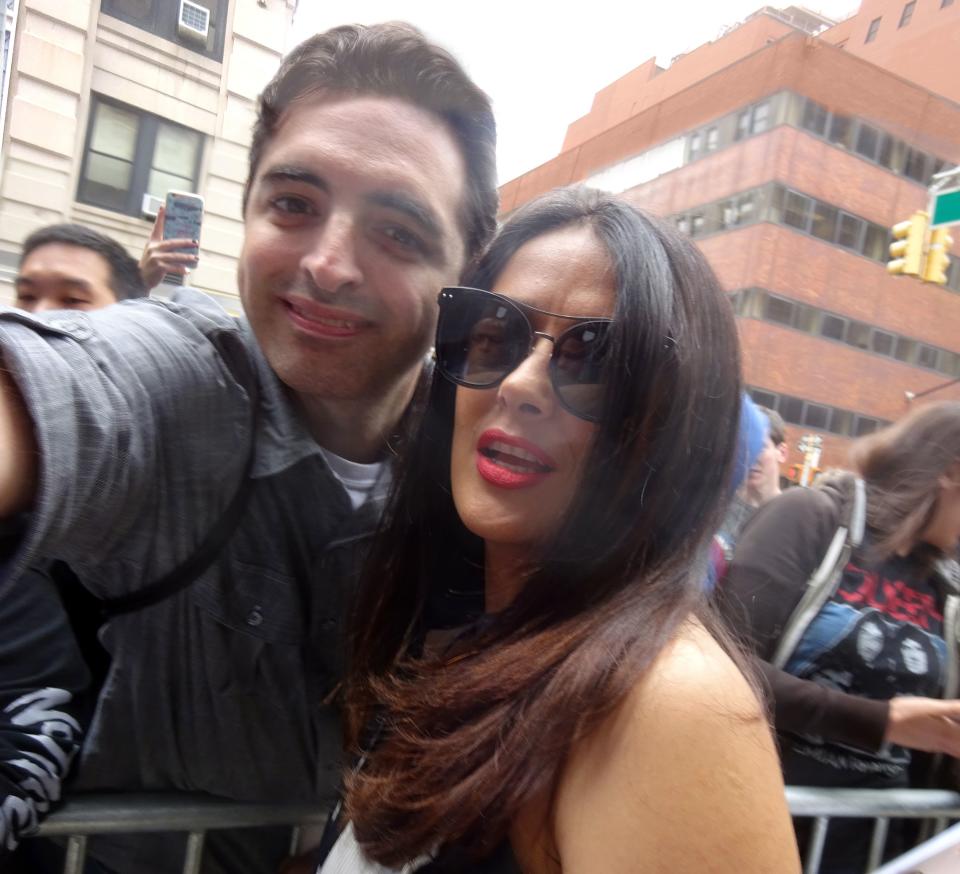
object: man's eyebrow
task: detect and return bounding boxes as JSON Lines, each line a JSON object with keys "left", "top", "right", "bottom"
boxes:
{"left": 367, "top": 191, "right": 442, "bottom": 240}
{"left": 260, "top": 164, "right": 328, "bottom": 191}
{"left": 13, "top": 276, "right": 32, "bottom": 289}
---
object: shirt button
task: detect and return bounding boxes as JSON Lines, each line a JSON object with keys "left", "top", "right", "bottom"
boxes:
{"left": 246, "top": 606, "right": 264, "bottom": 627}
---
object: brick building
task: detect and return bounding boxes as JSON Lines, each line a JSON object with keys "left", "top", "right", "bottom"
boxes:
{"left": 500, "top": 2, "right": 960, "bottom": 472}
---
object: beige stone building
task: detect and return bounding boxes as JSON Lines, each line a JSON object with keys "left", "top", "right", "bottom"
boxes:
{"left": 0, "top": 0, "right": 297, "bottom": 312}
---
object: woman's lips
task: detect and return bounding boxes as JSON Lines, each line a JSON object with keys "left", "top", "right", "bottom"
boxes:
{"left": 475, "top": 429, "right": 556, "bottom": 489}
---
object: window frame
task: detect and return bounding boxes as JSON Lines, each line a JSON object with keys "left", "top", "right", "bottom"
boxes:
{"left": 899, "top": 0, "right": 916, "bottom": 27}
{"left": 865, "top": 16, "right": 882, "bottom": 42}
{"left": 101, "top": 0, "right": 228, "bottom": 62}
{"left": 76, "top": 95, "right": 203, "bottom": 219}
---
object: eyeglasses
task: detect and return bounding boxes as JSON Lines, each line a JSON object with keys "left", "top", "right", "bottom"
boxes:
{"left": 434, "top": 286, "right": 612, "bottom": 422}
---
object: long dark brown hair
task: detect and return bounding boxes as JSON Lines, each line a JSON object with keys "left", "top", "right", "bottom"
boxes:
{"left": 344, "top": 187, "right": 743, "bottom": 865}
{"left": 851, "top": 400, "right": 960, "bottom": 559}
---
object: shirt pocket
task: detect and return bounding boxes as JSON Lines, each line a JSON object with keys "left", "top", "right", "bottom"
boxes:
{"left": 190, "top": 560, "right": 319, "bottom": 714}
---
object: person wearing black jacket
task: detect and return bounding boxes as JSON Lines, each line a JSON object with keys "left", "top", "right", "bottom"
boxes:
{"left": 721, "top": 401, "right": 960, "bottom": 872}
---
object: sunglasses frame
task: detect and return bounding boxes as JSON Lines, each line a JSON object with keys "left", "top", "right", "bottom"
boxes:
{"left": 435, "top": 286, "right": 613, "bottom": 422}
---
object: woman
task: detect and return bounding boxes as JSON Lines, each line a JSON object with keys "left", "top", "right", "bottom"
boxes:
{"left": 320, "top": 188, "right": 799, "bottom": 873}
{"left": 721, "top": 401, "right": 960, "bottom": 871}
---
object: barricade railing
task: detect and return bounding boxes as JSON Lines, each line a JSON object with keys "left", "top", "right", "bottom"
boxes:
{"left": 32, "top": 793, "right": 329, "bottom": 874}
{"left": 786, "top": 786, "right": 960, "bottom": 873}
{"left": 25, "top": 786, "right": 960, "bottom": 873}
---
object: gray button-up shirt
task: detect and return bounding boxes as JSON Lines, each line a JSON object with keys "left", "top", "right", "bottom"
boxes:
{"left": 0, "top": 291, "right": 386, "bottom": 859}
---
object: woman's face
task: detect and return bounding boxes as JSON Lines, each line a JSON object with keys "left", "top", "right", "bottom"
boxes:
{"left": 450, "top": 225, "right": 615, "bottom": 553}
{"left": 922, "top": 469, "right": 960, "bottom": 552}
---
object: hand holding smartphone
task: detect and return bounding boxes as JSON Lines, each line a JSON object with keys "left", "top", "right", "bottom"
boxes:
{"left": 139, "top": 191, "right": 205, "bottom": 290}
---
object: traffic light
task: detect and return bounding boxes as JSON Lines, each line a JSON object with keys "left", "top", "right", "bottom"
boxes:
{"left": 887, "top": 211, "right": 928, "bottom": 276}
{"left": 922, "top": 227, "right": 953, "bottom": 285}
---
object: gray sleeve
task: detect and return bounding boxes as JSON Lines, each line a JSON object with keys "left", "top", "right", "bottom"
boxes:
{"left": 0, "top": 296, "right": 255, "bottom": 591}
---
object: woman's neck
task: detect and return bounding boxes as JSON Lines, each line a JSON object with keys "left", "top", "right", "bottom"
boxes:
{"left": 484, "top": 542, "right": 533, "bottom": 613}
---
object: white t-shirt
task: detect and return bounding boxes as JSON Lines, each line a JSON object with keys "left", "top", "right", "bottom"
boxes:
{"left": 319, "top": 447, "right": 392, "bottom": 510}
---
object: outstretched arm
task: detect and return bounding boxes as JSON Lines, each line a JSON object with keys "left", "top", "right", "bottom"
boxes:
{"left": 0, "top": 364, "right": 36, "bottom": 518}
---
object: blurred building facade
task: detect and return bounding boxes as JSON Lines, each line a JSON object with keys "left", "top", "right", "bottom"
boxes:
{"left": 500, "top": 1, "right": 960, "bottom": 473}
{"left": 0, "top": 0, "right": 297, "bottom": 311}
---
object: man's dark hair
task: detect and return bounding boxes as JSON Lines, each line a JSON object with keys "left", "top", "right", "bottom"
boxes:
{"left": 245, "top": 22, "right": 498, "bottom": 262}
{"left": 757, "top": 405, "right": 786, "bottom": 446}
{"left": 20, "top": 224, "right": 147, "bottom": 300}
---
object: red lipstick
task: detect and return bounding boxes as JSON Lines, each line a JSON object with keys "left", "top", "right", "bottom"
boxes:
{"left": 475, "top": 429, "right": 556, "bottom": 490}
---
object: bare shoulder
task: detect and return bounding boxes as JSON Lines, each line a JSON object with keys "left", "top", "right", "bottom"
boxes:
{"left": 550, "top": 621, "right": 800, "bottom": 874}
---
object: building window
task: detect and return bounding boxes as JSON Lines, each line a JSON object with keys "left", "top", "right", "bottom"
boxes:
{"left": 804, "top": 403, "right": 830, "bottom": 431}
{"left": 734, "top": 101, "right": 771, "bottom": 141}
{"left": 688, "top": 130, "right": 702, "bottom": 160}
{"left": 865, "top": 16, "right": 882, "bottom": 41}
{"left": 780, "top": 396, "right": 804, "bottom": 425}
{"left": 871, "top": 330, "right": 895, "bottom": 356}
{"left": 820, "top": 314, "right": 846, "bottom": 342}
{"left": 751, "top": 389, "right": 778, "bottom": 410}
{"left": 801, "top": 99, "right": 829, "bottom": 136}
{"left": 902, "top": 147, "right": 931, "bottom": 183}
{"left": 827, "top": 114, "right": 853, "bottom": 149}
{"left": 764, "top": 295, "right": 796, "bottom": 326}
{"left": 836, "top": 213, "right": 864, "bottom": 250}
{"left": 917, "top": 344, "right": 940, "bottom": 370}
{"left": 77, "top": 96, "right": 203, "bottom": 217}
{"left": 943, "top": 0, "right": 955, "bottom": 8}
{"left": 101, "top": 0, "right": 228, "bottom": 61}
{"left": 705, "top": 127, "right": 719, "bottom": 151}
{"left": 810, "top": 202, "right": 838, "bottom": 242}
{"left": 854, "top": 124, "right": 880, "bottom": 161}
{"left": 783, "top": 190, "right": 812, "bottom": 230}
{"left": 899, "top": 1, "right": 916, "bottom": 27}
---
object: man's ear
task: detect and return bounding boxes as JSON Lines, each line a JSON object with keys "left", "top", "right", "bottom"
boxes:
{"left": 776, "top": 442, "right": 788, "bottom": 464}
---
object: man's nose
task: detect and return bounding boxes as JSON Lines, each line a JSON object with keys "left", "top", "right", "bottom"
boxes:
{"left": 300, "top": 213, "right": 364, "bottom": 293}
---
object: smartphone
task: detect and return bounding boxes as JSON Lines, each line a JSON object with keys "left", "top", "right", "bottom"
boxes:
{"left": 163, "top": 190, "right": 204, "bottom": 260}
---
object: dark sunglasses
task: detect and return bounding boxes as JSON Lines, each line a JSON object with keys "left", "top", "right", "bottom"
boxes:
{"left": 434, "top": 286, "right": 613, "bottom": 422}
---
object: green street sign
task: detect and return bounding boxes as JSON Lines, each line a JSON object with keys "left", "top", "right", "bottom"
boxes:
{"left": 931, "top": 187, "right": 960, "bottom": 228}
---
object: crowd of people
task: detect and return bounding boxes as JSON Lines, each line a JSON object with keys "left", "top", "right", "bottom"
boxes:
{"left": 1, "top": 19, "right": 959, "bottom": 874}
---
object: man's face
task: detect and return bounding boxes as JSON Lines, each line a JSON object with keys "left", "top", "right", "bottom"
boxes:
{"left": 239, "top": 95, "right": 468, "bottom": 405}
{"left": 747, "top": 434, "right": 787, "bottom": 504}
{"left": 15, "top": 243, "right": 117, "bottom": 312}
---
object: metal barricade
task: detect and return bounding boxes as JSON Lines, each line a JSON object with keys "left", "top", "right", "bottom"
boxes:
{"left": 23, "top": 787, "right": 960, "bottom": 873}
{"left": 786, "top": 786, "right": 960, "bottom": 874}
{"left": 32, "top": 793, "right": 329, "bottom": 874}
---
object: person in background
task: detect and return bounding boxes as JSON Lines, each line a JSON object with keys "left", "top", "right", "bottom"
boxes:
{"left": 13, "top": 224, "right": 147, "bottom": 312}
{"left": 317, "top": 188, "right": 799, "bottom": 873}
{"left": 715, "top": 405, "right": 787, "bottom": 566}
{"left": 722, "top": 401, "right": 960, "bottom": 872}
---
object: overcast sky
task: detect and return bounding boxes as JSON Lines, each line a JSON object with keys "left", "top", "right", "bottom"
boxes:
{"left": 292, "top": 1, "right": 860, "bottom": 183}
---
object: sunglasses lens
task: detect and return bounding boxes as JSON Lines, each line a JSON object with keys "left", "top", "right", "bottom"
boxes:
{"left": 436, "top": 290, "right": 527, "bottom": 386}
{"left": 553, "top": 321, "right": 610, "bottom": 421}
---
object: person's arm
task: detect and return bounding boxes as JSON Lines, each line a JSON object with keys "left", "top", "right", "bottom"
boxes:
{"left": 548, "top": 624, "right": 800, "bottom": 873}
{"left": 0, "top": 363, "right": 36, "bottom": 518}
{"left": 0, "top": 565, "right": 90, "bottom": 854}
{"left": 0, "top": 300, "right": 254, "bottom": 583}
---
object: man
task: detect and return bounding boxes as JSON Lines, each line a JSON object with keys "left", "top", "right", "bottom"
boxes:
{"left": 13, "top": 224, "right": 147, "bottom": 311}
{"left": 0, "top": 22, "right": 497, "bottom": 873}
{"left": 744, "top": 406, "right": 787, "bottom": 508}
{"left": 715, "top": 406, "right": 787, "bottom": 564}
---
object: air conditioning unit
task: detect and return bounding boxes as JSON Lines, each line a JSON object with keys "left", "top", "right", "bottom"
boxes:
{"left": 177, "top": 0, "right": 210, "bottom": 44}
{"left": 141, "top": 193, "right": 163, "bottom": 219}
